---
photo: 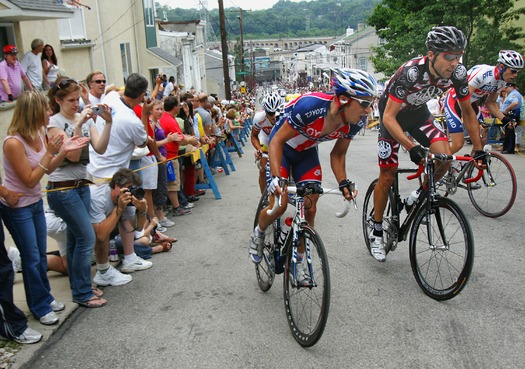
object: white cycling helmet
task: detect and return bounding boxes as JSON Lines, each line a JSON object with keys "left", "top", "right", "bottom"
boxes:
{"left": 498, "top": 50, "right": 524, "bottom": 69}
{"left": 331, "top": 68, "right": 379, "bottom": 98}
{"left": 262, "top": 93, "right": 281, "bottom": 113}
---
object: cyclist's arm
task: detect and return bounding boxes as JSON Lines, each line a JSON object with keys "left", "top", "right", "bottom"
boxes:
{"left": 268, "top": 122, "right": 296, "bottom": 179}
{"left": 383, "top": 98, "right": 415, "bottom": 150}
{"left": 458, "top": 98, "right": 483, "bottom": 151}
{"left": 484, "top": 92, "right": 505, "bottom": 120}
{"left": 250, "top": 126, "right": 262, "bottom": 151}
{"left": 330, "top": 137, "right": 351, "bottom": 183}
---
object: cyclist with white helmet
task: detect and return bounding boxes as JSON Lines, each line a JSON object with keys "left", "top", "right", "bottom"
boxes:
{"left": 250, "top": 93, "right": 282, "bottom": 193}
{"left": 444, "top": 49, "right": 524, "bottom": 154}
{"left": 249, "top": 68, "right": 379, "bottom": 278}
{"left": 370, "top": 26, "right": 486, "bottom": 262}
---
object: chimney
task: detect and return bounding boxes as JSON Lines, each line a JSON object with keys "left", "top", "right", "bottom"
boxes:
{"left": 357, "top": 23, "right": 365, "bottom": 32}
{"left": 346, "top": 27, "right": 354, "bottom": 37}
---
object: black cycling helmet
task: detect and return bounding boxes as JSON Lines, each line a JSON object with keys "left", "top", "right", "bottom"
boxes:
{"left": 425, "top": 26, "right": 467, "bottom": 53}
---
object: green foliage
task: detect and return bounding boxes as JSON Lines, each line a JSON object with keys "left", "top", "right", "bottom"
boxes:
{"left": 368, "top": 0, "right": 525, "bottom": 84}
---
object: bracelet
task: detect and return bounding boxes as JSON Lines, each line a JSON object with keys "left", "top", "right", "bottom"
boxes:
{"left": 38, "top": 162, "right": 49, "bottom": 171}
{"left": 137, "top": 211, "right": 147, "bottom": 216}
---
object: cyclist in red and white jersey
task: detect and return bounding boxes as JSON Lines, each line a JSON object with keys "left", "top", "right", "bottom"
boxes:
{"left": 444, "top": 49, "right": 524, "bottom": 154}
{"left": 371, "top": 26, "right": 487, "bottom": 262}
{"left": 250, "top": 92, "right": 281, "bottom": 193}
{"left": 249, "top": 68, "right": 379, "bottom": 276}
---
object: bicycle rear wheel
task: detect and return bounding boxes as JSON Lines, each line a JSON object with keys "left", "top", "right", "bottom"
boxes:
{"left": 253, "top": 188, "right": 276, "bottom": 292}
{"left": 466, "top": 152, "right": 516, "bottom": 217}
{"left": 283, "top": 226, "right": 330, "bottom": 347}
{"left": 362, "top": 179, "right": 396, "bottom": 254}
{"left": 409, "top": 197, "right": 474, "bottom": 301}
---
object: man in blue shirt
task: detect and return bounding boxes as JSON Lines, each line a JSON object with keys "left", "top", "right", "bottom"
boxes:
{"left": 500, "top": 82, "right": 523, "bottom": 154}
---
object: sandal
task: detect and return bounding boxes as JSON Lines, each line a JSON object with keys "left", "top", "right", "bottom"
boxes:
{"left": 74, "top": 295, "right": 107, "bottom": 308}
{"left": 160, "top": 241, "right": 173, "bottom": 252}
{"left": 91, "top": 287, "right": 104, "bottom": 298}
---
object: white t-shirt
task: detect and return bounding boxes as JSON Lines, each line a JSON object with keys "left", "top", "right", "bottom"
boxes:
{"left": 87, "top": 91, "right": 147, "bottom": 179}
{"left": 164, "top": 82, "right": 174, "bottom": 97}
{"left": 89, "top": 184, "right": 135, "bottom": 224}
{"left": 79, "top": 92, "right": 105, "bottom": 110}
{"left": 20, "top": 51, "right": 43, "bottom": 89}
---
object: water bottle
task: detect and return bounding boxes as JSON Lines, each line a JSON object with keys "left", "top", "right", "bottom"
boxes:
{"left": 278, "top": 217, "right": 293, "bottom": 245}
{"left": 405, "top": 189, "right": 421, "bottom": 211}
{"left": 109, "top": 240, "right": 119, "bottom": 262}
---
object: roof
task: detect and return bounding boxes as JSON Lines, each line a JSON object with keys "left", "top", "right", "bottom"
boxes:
{"left": 1, "top": 0, "right": 74, "bottom": 21}
{"left": 147, "top": 47, "right": 183, "bottom": 68}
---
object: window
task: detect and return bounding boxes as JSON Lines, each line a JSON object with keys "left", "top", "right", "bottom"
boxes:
{"left": 120, "top": 43, "right": 132, "bottom": 82}
{"left": 58, "top": 8, "right": 86, "bottom": 40}
{"left": 144, "top": 0, "right": 155, "bottom": 27}
{"left": 358, "top": 57, "right": 368, "bottom": 70}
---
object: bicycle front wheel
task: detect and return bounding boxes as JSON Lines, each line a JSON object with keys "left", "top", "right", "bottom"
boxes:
{"left": 283, "top": 226, "right": 330, "bottom": 347}
{"left": 253, "top": 188, "right": 276, "bottom": 292}
{"left": 466, "top": 152, "right": 516, "bottom": 217}
{"left": 409, "top": 197, "right": 474, "bottom": 301}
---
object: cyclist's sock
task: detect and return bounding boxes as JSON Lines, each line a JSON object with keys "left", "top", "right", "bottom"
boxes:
{"left": 373, "top": 221, "right": 383, "bottom": 237}
{"left": 296, "top": 253, "right": 304, "bottom": 264}
{"left": 254, "top": 225, "right": 264, "bottom": 237}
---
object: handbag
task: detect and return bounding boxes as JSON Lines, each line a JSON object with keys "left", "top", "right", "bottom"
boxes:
{"left": 166, "top": 160, "right": 176, "bottom": 182}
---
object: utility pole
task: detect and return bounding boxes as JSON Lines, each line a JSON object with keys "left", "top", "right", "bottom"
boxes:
{"left": 238, "top": 9, "right": 244, "bottom": 81}
{"left": 218, "top": 0, "right": 231, "bottom": 100}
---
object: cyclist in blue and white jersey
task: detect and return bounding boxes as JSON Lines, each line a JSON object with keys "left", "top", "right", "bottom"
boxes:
{"left": 444, "top": 49, "right": 524, "bottom": 154}
{"left": 249, "top": 68, "right": 379, "bottom": 276}
{"left": 250, "top": 92, "right": 282, "bottom": 194}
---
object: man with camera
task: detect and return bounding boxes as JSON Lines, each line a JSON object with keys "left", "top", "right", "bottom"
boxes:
{"left": 90, "top": 168, "right": 151, "bottom": 286}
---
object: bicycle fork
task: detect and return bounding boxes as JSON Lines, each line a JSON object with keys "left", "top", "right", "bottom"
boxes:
{"left": 290, "top": 197, "right": 315, "bottom": 288}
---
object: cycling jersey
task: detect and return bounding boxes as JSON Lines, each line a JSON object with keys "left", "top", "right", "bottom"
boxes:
{"left": 268, "top": 92, "right": 364, "bottom": 184}
{"left": 251, "top": 110, "right": 274, "bottom": 151}
{"left": 444, "top": 65, "right": 506, "bottom": 133}
{"left": 377, "top": 55, "right": 464, "bottom": 167}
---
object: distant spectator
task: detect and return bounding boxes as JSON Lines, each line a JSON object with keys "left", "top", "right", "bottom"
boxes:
{"left": 79, "top": 70, "right": 107, "bottom": 109}
{"left": 20, "top": 38, "right": 45, "bottom": 90}
{"left": 0, "top": 45, "right": 33, "bottom": 102}
{"left": 41, "top": 44, "right": 60, "bottom": 89}
{"left": 164, "top": 76, "right": 175, "bottom": 97}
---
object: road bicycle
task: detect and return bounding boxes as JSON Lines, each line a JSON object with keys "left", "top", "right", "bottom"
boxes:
{"left": 437, "top": 150, "right": 516, "bottom": 217}
{"left": 362, "top": 151, "right": 477, "bottom": 301}
{"left": 253, "top": 181, "right": 353, "bottom": 347}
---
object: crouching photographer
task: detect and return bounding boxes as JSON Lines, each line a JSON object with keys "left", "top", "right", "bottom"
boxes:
{"left": 89, "top": 168, "right": 151, "bottom": 288}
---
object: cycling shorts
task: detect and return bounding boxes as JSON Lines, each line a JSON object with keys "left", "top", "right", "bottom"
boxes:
{"left": 266, "top": 144, "right": 321, "bottom": 186}
{"left": 444, "top": 93, "right": 483, "bottom": 134}
{"left": 377, "top": 106, "right": 448, "bottom": 168}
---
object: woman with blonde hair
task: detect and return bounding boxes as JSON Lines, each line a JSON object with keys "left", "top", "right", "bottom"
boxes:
{"left": 0, "top": 91, "right": 88, "bottom": 324}
{"left": 46, "top": 77, "right": 113, "bottom": 308}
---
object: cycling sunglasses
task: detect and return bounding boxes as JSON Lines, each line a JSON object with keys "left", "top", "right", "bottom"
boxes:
{"left": 509, "top": 68, "right": 520, "bottom": 75}
{"left": 442, "top": 52, "right": 463, "bottom": 62}
{"left": 266, "top": 111, "right": 276, "bottom": 116}
{"left": 352, "top": 96, "right": 375, "bottom": 109}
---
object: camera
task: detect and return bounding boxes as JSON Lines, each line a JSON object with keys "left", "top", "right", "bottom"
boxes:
{"left": 92, "top": 105, "right": 103, "bottom": 115}
{"left": 126, "top": 185, "right": 145, "bottom": 205}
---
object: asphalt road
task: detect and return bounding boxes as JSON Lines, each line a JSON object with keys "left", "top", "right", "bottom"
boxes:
{"left": 20, "top": 132, "right": 524, "bottom": 369}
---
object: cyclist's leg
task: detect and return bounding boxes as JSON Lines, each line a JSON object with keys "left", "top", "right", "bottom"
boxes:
{"left": 443, "top": 93, "right": 466, "bottom": 154}
{"left": 257, "top": 154, "right": 268, "bottom": 194}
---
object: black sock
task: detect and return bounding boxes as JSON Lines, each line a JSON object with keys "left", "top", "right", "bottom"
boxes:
{"left": 372, "top": 221, "right": 383, "bottom": 237}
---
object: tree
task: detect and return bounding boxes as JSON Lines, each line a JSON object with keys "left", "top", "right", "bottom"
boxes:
{"left": 367, "top": 0, "right": 525, "bottom": 82}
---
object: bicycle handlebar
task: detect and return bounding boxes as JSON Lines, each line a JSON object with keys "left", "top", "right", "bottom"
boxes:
{"left": 266, "top": 186, "right": 354, "bottom": 217}
{"left": 407, "top": 154, "right": 484, "bottom": 183}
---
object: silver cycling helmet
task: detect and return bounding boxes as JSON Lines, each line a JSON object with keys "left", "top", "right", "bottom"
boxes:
{"left": 498, "top": 50, "right": 524, "bottom": 69}
{"left": 331, "top": 68, "right": 379, "bottom": 98}
{"left": 425, "top": 26, "right": 467, "bottom": 53}
{"left": 261, "top": 93, "right": 281, "bottom": 113}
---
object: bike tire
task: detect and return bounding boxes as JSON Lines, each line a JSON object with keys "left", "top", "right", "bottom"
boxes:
{"left": 253, "top": 188, "right": 276, "bottom": 292}
{"left": 409, "top": 197, "right": 474, "bottom": 301}
{"left": 362, "top": 179, "right": 395, "bottom": 255}
{"left": 466, "top": 152, "right": 516, "bottom": 217}
{"left": 283, "top": 226, "right": 330, "bottom": 347}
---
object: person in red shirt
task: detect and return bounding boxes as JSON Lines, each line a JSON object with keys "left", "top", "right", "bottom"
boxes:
{"left": 159, "top": 96, "right": 198, "bottom": 216}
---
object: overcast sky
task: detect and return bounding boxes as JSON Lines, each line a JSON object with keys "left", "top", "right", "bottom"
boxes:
{"left": 157, "top": 0, "right": 310, "bottom": 11}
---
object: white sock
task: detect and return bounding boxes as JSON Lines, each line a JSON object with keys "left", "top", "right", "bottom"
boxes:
{"left": 97, "top": 262, "right": 110, "bottom": 272}
{"left": 124, "top": 252, "right": 137, "bottom": 262}
{"left": 254, "top": 225, "right": 264, "bottom": 237}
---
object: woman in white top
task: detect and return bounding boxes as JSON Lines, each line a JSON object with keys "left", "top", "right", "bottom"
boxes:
{"left": 41, "top": 44, "right": 60, "bottom": 89}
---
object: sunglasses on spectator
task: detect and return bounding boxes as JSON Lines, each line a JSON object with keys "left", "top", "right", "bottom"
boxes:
{"left": 442, "top": 52, "right": 463, "bottom": 62}
{"left": 352, "top": 96, "right": 375, "bottom": 109}
{"left": 91, "top": 79, "right": 106, "bottom": 84}
{"left": 56, "top": 79, "right": 78, "bottom": 89}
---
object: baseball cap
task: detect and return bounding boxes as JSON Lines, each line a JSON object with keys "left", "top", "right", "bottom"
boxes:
{"left": 3, "top": 45, "right": 18, "bottom": 55}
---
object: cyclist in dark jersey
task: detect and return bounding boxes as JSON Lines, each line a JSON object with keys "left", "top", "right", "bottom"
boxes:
{"left": 370, "top": 26, "right": 487, "bottom": 262}
{"left": 249, "top": 68, "right": 379, "bottom": 277}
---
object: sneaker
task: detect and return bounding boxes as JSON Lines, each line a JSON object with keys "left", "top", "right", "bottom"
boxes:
{"left": 120, "top": 256, "right": 153, "bottom": 273}
{"left": 369, "top": 233, "right": 386, "bottom": 262}
{"left": 8, "top": 247, "right": 22, "bottom": 272}
{"left": 249, "top": 230, "right": 264, "bottom": 264}
{"left": 184, "top": 202, "right": 195, "bottom": 209}
{"left": 173, "top": 206, "right": 192, "bottom": 216}
{"left": 158, "top": 217, "right": 175, "bottom": 227}
{"left": 93, "top": 265, "right": 132, "bottom": 286}
{"left": 186, "top": 195, "right": 200, "bottom": 202}
{"left": 39, "top": 311, "right": 59, "bottom": 325}
{"left": 50, "top": 300, "right": 65, "bottom": 312}
{"left": 11, "top": 327, "right": 43, "bottom": 344}
{"left": 156, "top": 225, "right": 167, "bottom": 233}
